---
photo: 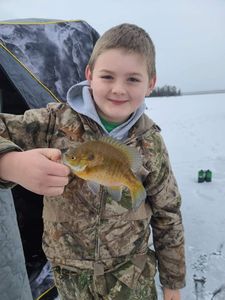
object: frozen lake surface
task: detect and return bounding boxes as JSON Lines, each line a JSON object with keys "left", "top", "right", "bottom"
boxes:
{"left": 146, "top": 93, "right": 225, "bottom": 299}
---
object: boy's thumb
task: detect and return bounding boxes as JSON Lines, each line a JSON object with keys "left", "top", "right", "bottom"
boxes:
{"left": 39, "top": 148, "right": 62, "bottom": 162}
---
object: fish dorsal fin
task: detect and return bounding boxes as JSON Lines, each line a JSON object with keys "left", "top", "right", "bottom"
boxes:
{"left": 99, "top": 136, "right": 142, "bottom": 171}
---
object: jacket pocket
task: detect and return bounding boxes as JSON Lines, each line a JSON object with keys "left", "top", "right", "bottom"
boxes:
{"left": 111, "top": 249, "right": 156, "bottom": 289}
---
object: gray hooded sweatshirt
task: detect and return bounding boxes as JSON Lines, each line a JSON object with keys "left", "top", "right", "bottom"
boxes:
{"left": 67, "top": 80, "right": 146, "bottom": 140}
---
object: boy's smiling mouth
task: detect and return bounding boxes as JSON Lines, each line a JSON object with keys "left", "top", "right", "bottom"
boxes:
{"left": 108, "top": 98, "right": 129, "bottom": 104}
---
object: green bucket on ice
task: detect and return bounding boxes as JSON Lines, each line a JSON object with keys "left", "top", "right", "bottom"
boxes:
{"left": 197, "top": 169, "right": 212, "bottom": 182}
{"left": 205, "top": 169, "right": 212, "bottom": 182}
{"left": 198, "top": 170, "right": 205, "bottom": 183}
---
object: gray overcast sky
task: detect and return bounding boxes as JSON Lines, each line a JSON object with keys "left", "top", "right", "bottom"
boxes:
{"left": 1, "top": 0, "right": 225, "bottom": 92}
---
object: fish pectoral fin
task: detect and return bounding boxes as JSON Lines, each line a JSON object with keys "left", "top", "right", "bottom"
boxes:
{"left": 107, "top": 186, "right": 122, "bottom": 202}
{"left": 87, "top": 181, "right": 100, "bottom": 195}
{"left": 131, "top": 183, "right": 147, "bottom": 210}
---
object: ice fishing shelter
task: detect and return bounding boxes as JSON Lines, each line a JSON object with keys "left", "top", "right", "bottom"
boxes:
{"left": 0, "top": 19, "right": 99, "bottom": 300}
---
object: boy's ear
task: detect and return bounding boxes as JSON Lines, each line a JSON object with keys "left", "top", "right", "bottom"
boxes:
{"left": 85, "top": 65, "right": 92, "bottom": 81}
{"left": 146, "top": 75, "right": 157, "bottom": 96}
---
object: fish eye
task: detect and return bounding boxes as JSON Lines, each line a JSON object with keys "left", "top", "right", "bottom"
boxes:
{"left": 88, "top": 153, "right": 95, "bottom": 160}
{"left": 71, "top": 156, "right": 76, "bottom": 160}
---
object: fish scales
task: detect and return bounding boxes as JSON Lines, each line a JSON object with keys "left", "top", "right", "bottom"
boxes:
{"left": 63, "top": 137, "right": 147, "bottom": 209}
{"left": 95, "top": 143, "right": 134, "bottom": 186}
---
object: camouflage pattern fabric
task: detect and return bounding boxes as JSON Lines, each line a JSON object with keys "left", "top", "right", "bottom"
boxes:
{"left": 53, "top": 249, "right": 157, "bottom": 300}
{"left": 0, "top": 102, "right": 186, "bottom": 294}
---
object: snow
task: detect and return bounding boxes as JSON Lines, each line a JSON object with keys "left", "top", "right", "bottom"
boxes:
{"left": 145, "top": 93, "right": 225, "bottom": 299}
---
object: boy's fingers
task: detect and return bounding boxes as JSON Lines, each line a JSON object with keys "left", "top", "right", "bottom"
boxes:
{"left": 47, "top": 160, "right": 70, "bottom": 177}
{"left": 47, "top": 174, "right": 69, "bottom": 186}
{"left": 39, "top": 148, "right": 62, "bottom": 161}
{"left": 37, "top": 148, "right": 70, "bottom": 176}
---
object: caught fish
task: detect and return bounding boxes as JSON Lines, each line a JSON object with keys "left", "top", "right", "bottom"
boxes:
{"left": 63, "top": 137, "right": 146, "bottom": 209}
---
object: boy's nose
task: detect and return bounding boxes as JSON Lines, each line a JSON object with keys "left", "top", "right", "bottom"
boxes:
{"left": 111, "top": 82, "right": 126, "bottom": 95}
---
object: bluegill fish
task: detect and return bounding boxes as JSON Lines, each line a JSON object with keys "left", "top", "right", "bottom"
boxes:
{"left": 63, "top": 137, "right": 146, "bottom": 209}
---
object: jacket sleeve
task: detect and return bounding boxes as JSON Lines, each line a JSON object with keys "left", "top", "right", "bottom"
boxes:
{"left": 143, "top": 130, "right": 186, "bottom": 290}
{"left": 0, "top": 105, "right": 57, "bottom": 188}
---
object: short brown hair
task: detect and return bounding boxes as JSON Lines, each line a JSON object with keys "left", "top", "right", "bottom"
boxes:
{"left": 88, "top": 23, "right": 156, "bottom": 79}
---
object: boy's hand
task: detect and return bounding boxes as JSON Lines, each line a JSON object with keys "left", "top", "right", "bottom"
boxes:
{"left": 0, "top": 148, "right": 70, "bottom": 196}
{"left": 163, "top": 288, "right": 180, "bottom": 300}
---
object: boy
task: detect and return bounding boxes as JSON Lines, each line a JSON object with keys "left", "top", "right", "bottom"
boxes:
{"left": 0, "top": 23, "right": 185, "bottom": 299}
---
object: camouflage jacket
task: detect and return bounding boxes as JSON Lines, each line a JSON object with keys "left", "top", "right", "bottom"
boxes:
{"left": 0, "top": 103, "right": 185, "bottom": 290}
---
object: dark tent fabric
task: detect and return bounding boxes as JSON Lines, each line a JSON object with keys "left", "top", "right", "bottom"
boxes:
{"left": 0, "top": 18, "right": 99, "bottom": 105}
{"left": 0, "top": 19, "right": 99, "bottom": 300}
{"left": 0, "top": 188, "right": 33, "bottom": 300}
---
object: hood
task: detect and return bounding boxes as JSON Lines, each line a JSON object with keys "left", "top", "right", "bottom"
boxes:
{"left": 66, "top": 80, "right": 147, "bottom": 140}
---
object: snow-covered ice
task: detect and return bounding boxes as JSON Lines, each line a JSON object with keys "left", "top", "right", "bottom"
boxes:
{"left": 145, "top": 93, "right": 225, "bottom": 299}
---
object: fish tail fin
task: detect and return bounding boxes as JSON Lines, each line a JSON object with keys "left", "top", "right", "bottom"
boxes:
{"left": 130, "top": 182, "right": 147, "bottom": 210}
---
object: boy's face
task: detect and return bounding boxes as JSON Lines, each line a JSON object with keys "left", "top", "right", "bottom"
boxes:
{"left": 85, "top": 48, "right": 156, "bottom": 124}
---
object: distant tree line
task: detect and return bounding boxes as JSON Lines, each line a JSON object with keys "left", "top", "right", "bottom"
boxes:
{"left": 148, "top": 85, "right": 181, "bottom": 97}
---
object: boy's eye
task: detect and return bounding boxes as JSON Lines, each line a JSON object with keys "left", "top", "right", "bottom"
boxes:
{"left": 100, "top": 75, "right": 113, "bottom": 80}
{"left": 128, "top": 77, "right": 140, "bottom": 82}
